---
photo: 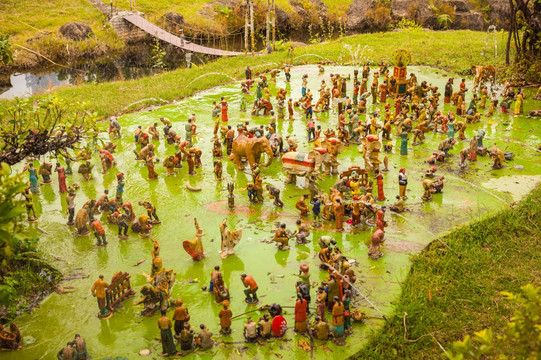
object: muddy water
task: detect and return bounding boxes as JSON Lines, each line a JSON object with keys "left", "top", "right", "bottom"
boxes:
{"left": 3, "top": 65, "right": 540, "bottom": 359}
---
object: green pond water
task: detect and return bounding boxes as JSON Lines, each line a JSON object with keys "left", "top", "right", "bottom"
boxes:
{"left": 3, "top": 65, "right": 541, "bottom": 360}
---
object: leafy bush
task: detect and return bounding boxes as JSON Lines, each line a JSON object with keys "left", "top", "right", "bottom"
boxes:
{"left": 437, "top": 14, "right": 453, "bottom": 30}
{"left": 0, "top": 34, "right": 13, "bottom": 64}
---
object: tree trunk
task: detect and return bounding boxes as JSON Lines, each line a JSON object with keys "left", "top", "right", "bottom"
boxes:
{"left": 250, "top": 0, "right": 255, "bottom": 55}
{"left": 244, "top": 1, "right": 249, "bottom": 54}
{"left": 506, "top": 24, "right": 511, "bottom": 65}
{"left": 266, "top": 0, "right": 270, "bottom": 51}
{"left": 272, "top": 0, "right": 276, "bottom": 51}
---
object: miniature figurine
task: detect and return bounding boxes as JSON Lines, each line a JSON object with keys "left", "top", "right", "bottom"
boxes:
{"left": 91, "top": 219, "right": 107, "bottom": 246}
{"left": 312, "top": 316, "right": 331, "bottom": 341}
{"left": 374, "top": 169, "right": 385, "bottom": 201}
{"left": 331, "top": 296, "right": 345, "bottom": 338}
{"left": 179, "top": 323, "right": 194, "bottom": 351}
{"left": 172, "top": 299, "right": 190, "bottom": 337}
{"left": 296, "top": 194, "right": 310, "bottom": 217}
{"left": 213, "top": 160, "right": 223, "bottom": 181}
{"left": 78, "top": 161, "right": 93, "bottom": 181}
{"left": 368, "top": 229, "right": 384, "bottom": 259}
{"left": 145, "top": 155, "right": 158, "bottom": 180}
{"left": 390, "top": 195, "right": 405, "bottom": 213}
{"left": 0, "top": 323, "right": 21, "bottom": 350}
{"left": 244, "top": 317, "right": 258, "bottom": 342}
{"left": 219, "top": 218, "right": 242, "bottom": 258}
{"left": 66, "top": 187, "right": 76, "bottom": 225}
{"left": 111, "top": 211, "right": 129, "bottom": 239}
{"left": 213, "top": 273, "right": 230, "bottom": 303}
{"left": 400, "top": 129, "right": 408, "bottom": 155}
{"left": 137, "top": 215, "right": 152, "bottom": 238}
{"left": 241, "top": 274, "right": 259, "bottom": 304}
{"left": 22, "top": 187, "right": 38, "bottom": 222}
{"left": 57, "top": 342, "right": 76, "bottom": 359}
{"left": 490, "top": 146, "right": 505, "bottom": 169}
{"left": 294, "top": 220, "right": 311, "bottom": 245}
{"left": 316, "top": 287, "right": 327, "bottom": 320}
{"left": 38, "top": 161, "right": 53, "bottom": 184}
{"left": 183, "top": 218, "right": 205, "bottom": 261}
{"left": 55, "top": 163, "right": 68, "bottom": 193}
{"left": 163, "top": 155, "right": 177, "bottom": 176}
{"left": 195, "top": 324, "right": 214, "bottom": 350}
{"left": 273, "top": 223, "right": 290, "bottom": 250}
{"left": 137, "top": 258, "right": 176, "bottom": 315}
{"left": 227, "top": 182, "right": 235, "bottom": 208}
{"left": 219, "top": 300, "right": 232, "bottom": 335}
{"left": 24, "top": 163, "right": 40, "bottom": 194}
{"left": 398, "top": 168, "right": 407, "bottom": 199}
{"left": 74, "top": 203, "right": 91, "bottom": 236}
{"left": 139, "top": 201, "right": 160, "bottom": 224}
{"left": 71, "top": 334, "right": 87, "bottom": 360}
{"left": 91, "top": 275, "right": 111, "bottom": 318}
{"left": 294, "top": 293, "right": 308, "bottom": 334}
{"left": 258, "top": 314, "right": 272, "bottom": 339}
{"left": 312, "top": 196, "right": 322, "bottom": 227}
{"left": 422, "top": 179, "right": 434, "bottom": 201}
{"left": 252, "top": 166, "right": 264, "bottom": 203}
{"left": 343, "top": 290, "right": 352, "bottom": 332}
{"left": 186, "top": 148, "right": 197, "bottom": 175}
{"left": 438, "top": 137, "right": 456, "bottom": 157}
{"left": 266, "top": 185, "right": 284, "bottom": 207}
{"left": 333, "top": 197, "right": 345, "bottom": 231}
{"left": 108, "top": 116, "right": 121, "bottom": 139}
{"left": 116, "top": 173, "right": 125, "bottom": 202}
{"left": 376, "top": 209, "right": 387, "bottom": 233}
{"left": 158, "top": 309, "right": 178, "bottom": 356}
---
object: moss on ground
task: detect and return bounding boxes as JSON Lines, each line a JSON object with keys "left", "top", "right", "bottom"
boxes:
{"left": 350, "top": 185, "right": 541, "bottom": 359}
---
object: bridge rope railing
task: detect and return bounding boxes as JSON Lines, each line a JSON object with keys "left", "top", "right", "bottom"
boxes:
{"left": 121, "top": 13, "right": 243, "bottom": 56}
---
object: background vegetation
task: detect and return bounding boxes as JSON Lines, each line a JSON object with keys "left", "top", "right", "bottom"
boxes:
{"left": 0, "top": 164, "right": 61, "bottom": 320}
{"left": 0, "top": 29, "right": 513, "bottom": 120}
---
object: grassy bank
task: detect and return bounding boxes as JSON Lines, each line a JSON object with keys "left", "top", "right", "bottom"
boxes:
{"left": 351, "top": 185, "right": 541, "bottom": 359}
{"left": 0, "top": 0, "right": 122, "bottom": 70}
{"left": 0, "top": 30, "right": 510, "bottom": 119}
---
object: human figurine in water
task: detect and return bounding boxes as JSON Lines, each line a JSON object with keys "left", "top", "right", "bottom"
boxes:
{"left": 218, "top": 300, "right": 232, "bottom": 335}
{"left": 158, "top": 309, "right": 177, "bottom": 356}
{"left": 241, "top": 274, "right": 259, "bottom": 304}
{"left": 195, "top": 324, "right": 214, "bottom": 350}
{"left": 244, "top": 317, "right": 258, "bottom": 342}
{"left": 266, "top": 185, "right": 284, "bottom": 207}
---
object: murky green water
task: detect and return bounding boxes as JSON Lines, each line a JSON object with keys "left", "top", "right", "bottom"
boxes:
{"left": 4, "top": 65, "right": 541, "bottom": 360}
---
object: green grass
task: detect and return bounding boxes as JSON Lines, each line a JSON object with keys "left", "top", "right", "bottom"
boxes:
{"left": 0, "top": 30, "right": 511, "bottom": 119}
{"left": 350, "top": 185, "right": 541, "bottom": 359}
{"left": 0, "top": 0, "right": 112, "bottom": 42}
{"left": 0, "top": 0, "right": 122, "bottom": 69}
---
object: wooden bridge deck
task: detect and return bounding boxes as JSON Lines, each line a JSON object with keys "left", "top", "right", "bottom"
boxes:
{"left": 122, "top": 13, "right": 243, "bottom": 56}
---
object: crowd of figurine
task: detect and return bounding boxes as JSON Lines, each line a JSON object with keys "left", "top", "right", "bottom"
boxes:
{"left": 11, "top": 60, "right": 538, "bottom": 358}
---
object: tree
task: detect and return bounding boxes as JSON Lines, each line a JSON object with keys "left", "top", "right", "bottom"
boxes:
{"left": 0, "top": 96, "right": 96, "bottom": 165}
{"left": 506, "top": 0, "right": 541, "bottom": 64}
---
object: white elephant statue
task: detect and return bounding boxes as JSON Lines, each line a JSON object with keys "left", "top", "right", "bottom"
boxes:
{"left": 281, "top": 148, "right": 328, "bottom": 187}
